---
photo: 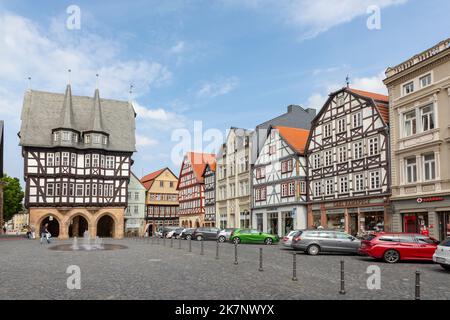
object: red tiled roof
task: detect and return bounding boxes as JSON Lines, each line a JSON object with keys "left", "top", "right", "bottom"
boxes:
{"left": 187, "top": 152, "right": 216, "bottom": 184}
{"left": 348, "top": 88, "right": 390, "bottom": 124}
{"left": 273, "top": 126, "right": 310, "bottom": 154}
{"left": 348, "top": 88, "right": 389, "bottom": 103}
{"left": 140, "top": 168, "right": 166, "bottom": 190}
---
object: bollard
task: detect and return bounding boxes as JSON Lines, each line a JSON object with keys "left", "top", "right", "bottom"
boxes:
{"left": 163, "top": 235, "right": 166, "bottom": 246}
{"left": 178, "top": 236, "right": 182, "bottom": 249}
{"left": 258, "top": 248, "right": 264, "bottom": 272}
{"left": 234, "top": 243, "right": 238, "bottom": 265}
{"left": 189, "top": 237, "right": 192, "bottom": 253}
{"left": 415, "top": 270, "right": 421, "bottom": 300}
{"left": 151, "top": 236, "right": 154, "bottom": 245}
{"left": 292, "top": 252, "right": 297, "bottom": 281}
{"left": 156, "top": 236, "right": 159, "bottom": 245}
{"left": 339, "top": 260, "right": 346, "bottom": 295}
{"left": 171, "top": 237, "right": 174, "bottom": 248}
{"left": 215, "top": 241, "right": 219, "bottom": 260}
{"left": 200, "top": 238, "right": 204, "bottom": 255}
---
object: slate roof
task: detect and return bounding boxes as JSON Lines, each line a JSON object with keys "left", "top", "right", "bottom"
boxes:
{"left": 19, "top": 86, "right": 136, "bottom": 152}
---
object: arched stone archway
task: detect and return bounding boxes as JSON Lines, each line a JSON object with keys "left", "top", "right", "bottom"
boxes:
{"left": 195, "top": 220, "right": 200, "bottom": 228}
{"left": 97, "top": 215, "right": 115, "bottom": 238}
{"left": 68, "top": 215, "right": 89, "bottom": 237}
{"left": 39, "top": 216, "right": 60, "bottom": 238}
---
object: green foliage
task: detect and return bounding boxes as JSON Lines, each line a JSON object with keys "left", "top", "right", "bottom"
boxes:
{"left": 1, "top": 175, "right": 24, "bottom": 221}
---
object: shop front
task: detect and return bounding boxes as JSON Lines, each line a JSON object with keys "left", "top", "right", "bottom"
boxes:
{"left": 308, "top": 197, "right": 390, "bottom": 236}
{"left": 252, "top": 205, "right": 308, "bottom": 237}
{"left": 392, "top": 195, "right": 450, "bottom": 241}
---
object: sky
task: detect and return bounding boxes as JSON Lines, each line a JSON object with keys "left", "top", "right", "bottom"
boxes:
{"left": 0, "top": 0, "right": 449, "bottom": 182}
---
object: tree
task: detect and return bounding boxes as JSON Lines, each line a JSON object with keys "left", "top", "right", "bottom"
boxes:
{"left": 1, "top": 175, "right": 24, "bottom": 221}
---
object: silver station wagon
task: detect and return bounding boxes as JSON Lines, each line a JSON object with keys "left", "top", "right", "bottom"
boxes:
{"left": 291, "top": 230, "right": 361, "bottom": 255}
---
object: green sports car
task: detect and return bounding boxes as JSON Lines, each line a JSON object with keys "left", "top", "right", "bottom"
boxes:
{"left": 230, "top": 229, "right": 279, "bottom": 245}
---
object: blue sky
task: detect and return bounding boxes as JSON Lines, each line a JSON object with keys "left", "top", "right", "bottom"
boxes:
{"left": 0, "top": 0, "right": 449, "bottom": 182}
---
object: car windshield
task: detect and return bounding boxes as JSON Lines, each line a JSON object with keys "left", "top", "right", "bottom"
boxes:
{"left": 439, "top": 238, "right": 450, "bottom": 247}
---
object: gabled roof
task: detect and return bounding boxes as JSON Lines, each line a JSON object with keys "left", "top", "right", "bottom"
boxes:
{"left": 181, "top": 152, "right": 216, "bottom": 186}
{"left": 19, "top": 87, "right": 136, "bottom": 152}
{"left": 140, "top": 167, "right": 177, "bottom": 190}
{"left": 347, "top": 88, "right": 389, "bottom": 124}
{"left": 130, "top": 171, "right": 146, "bottom": 190}
{"left": 305, "top": 87, "right": 390, "bottom": 153}
{"left": 272, "top": 126, "right": 310, "bottom": 155}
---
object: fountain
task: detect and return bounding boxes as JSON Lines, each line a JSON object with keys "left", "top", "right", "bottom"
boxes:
{"left": 49, "top": 230, "right": 126, "bottom": 251}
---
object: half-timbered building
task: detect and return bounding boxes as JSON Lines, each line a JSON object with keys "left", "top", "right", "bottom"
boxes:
{"left": 202, "top": 163, "right": 216, "bottom": 227}
{"left": 306, "top": 87, "right": 390, "bottom": 236}
{"left": 252, "top": 126, "right": 309, "bottom": 236}
{"left": 19, "top": 85, "right": 136, "bottom": 239}
{"left": 140, "top": 167, "right": 179, "bottom": 236}
{"left": 177, "top": 152, "right": 216, "bottom": 228}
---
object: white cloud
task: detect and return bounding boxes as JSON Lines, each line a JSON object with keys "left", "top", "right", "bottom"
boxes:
{"left": 136, "top": 134, "right": 158, "bottom": 147}
{"left": 196, "top": 76, "right": 239, "bottom": 99}
{"left": 170, "top": 41, "right": 185, "bottom": 54}
{"left": 133, "top": 101, "right": 186, "bottom": 129}
{"left": 305, "top": 72, "right": 387, "bottom": 110}
{"left": 223, "top": 0, "right": 408, "bottom": 39}
{"left": 0, "top": 11, "right": 171, "bottom": 111}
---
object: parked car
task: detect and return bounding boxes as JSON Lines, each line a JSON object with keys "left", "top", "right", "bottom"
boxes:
{"left": 172, "top": 227, "right": 185, "bottom": 239}
{"left": 217, "top": 228, "right": 238, "bottom": 243}
{"left": 179, "top": 228, "right": 196, "bottom": 240}
{"left": 359, "top": 233, "right": 439, "bottom": 263}
{"left": 282, "top": 230, "right": 301, "bottom": 248}
{"left": 230, "top": 229, "right": 279, "bottom": 245}
{"left": 433, "top": 237, "right": 450, "bottom": 270}
{"left": 291, "top": 230, "right": 361, "bottom": 255}
{"left": 192, "top": 227, "right": 220, "bottom": 241}
{"left": 157, "top": 226, "right": 178, "bottom": 238}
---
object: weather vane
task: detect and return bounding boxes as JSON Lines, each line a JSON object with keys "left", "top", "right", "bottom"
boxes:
{"left": 346, "top": 74, "right": 350, "bottom": 88}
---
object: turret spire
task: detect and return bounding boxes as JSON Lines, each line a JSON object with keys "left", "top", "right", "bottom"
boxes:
{"left": 59, "top": 84, "right": 75, "bottom": 129}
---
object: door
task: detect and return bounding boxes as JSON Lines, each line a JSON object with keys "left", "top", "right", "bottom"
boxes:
{"left": 249, "top": 230, "right": 262, "bottom": 243}
{"left": 397, "top": 235, "right": 419, "bottom": 260}
{"left": 335, "top": 232, "right": 359, "bottom": 253}
{"left": 317, "top": 231, "right": 338, "bottom": 252}
{"left": 414, "top": 236, "right": 438, "bottom": 260}
{"left": 404, "top": 215, "right": 417, "bottom": 233}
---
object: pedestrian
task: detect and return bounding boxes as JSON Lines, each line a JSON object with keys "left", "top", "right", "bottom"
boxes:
{"left": 40, "top": 223, "right": 51, "bottom": 244}
{"left": 26, "top": 226, "right": 32, "bottom": 239}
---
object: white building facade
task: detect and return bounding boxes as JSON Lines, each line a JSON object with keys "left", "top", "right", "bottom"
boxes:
{"left": 252, "top": 126, "right": 309, "bottom": 236}
{"left": 125, "top": 172, "right": 147, "bottom": 235}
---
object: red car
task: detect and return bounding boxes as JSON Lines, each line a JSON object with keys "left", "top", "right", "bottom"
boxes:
{"left": 359, "top": 233, "right": 439, "bottom": 263}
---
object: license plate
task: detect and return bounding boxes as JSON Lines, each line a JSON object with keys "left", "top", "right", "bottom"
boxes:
{"left": 436, "top": 257, "right": 446, "bottom": 264}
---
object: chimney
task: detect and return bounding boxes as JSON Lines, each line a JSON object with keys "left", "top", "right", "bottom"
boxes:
{"left": 287, "top": 105, "right": 301, "bottom": 113}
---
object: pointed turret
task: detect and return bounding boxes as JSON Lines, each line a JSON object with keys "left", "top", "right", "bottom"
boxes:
{"left": 91, "top": 88, "right": 105, "bottom": 133}
{"left": 59, "top": 84, "right": 75, "bottom": 129}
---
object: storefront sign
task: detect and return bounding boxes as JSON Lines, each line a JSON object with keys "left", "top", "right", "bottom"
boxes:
{"left": 359, "top": 206, "right": 385, "bottom": 213}
{"left": 326, "top": 209, "right": 345, "bottom": 215}
{"left": 417, "top": 197, "right": 444, "bottom": 204}
{"left": 333, "top": 199, "right": 370, "bottom": 207}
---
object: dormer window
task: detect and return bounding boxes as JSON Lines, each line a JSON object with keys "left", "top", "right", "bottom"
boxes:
{"left": 93, "top": 134, "right": 100, "bottom": 144}
{"left": 102, "top": 136, "right": 108, "bottom": 145}
{"left": 53, "top": 132, "right": 59, "bottom": 142}
{"left": 72, "top": 133, "right": 78, "bottom": 143}
{"left": 62, "top": 131, "right": 70, "bottom": 141}
{"left": 84, "top": 134, "right": 91, "bottom": 144}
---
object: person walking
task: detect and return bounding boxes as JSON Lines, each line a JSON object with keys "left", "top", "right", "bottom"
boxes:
{"left": 40, "top": 223, "right": 51, "bottom": 244}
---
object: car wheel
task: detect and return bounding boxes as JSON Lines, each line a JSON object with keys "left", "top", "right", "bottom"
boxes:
{"left": 383, "top": 249, "right": 400, "bottom": 263}
{"left": 186, "top": 235, "right": 191, "bottom": 240}
{"left": 196, "top": 235, "right": 203, "bottom": 241}
{"left": 218, "top": 236, "right": 226, "bottom": 243}
{"left": 233, "top": 237, "right": 241, "bottom": 244}
{"left": 307, "top": 244, "right": 320, "bottom": 256}
{"left": 440, "top": 264, "right": 450, "bottom": 271}
{"left": 264, "top": 238, "right": 273, "bottom": 245}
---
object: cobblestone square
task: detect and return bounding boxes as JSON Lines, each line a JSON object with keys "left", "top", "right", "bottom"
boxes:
{"left": 1, "top": 237, "right": 449, "bottom": 300}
